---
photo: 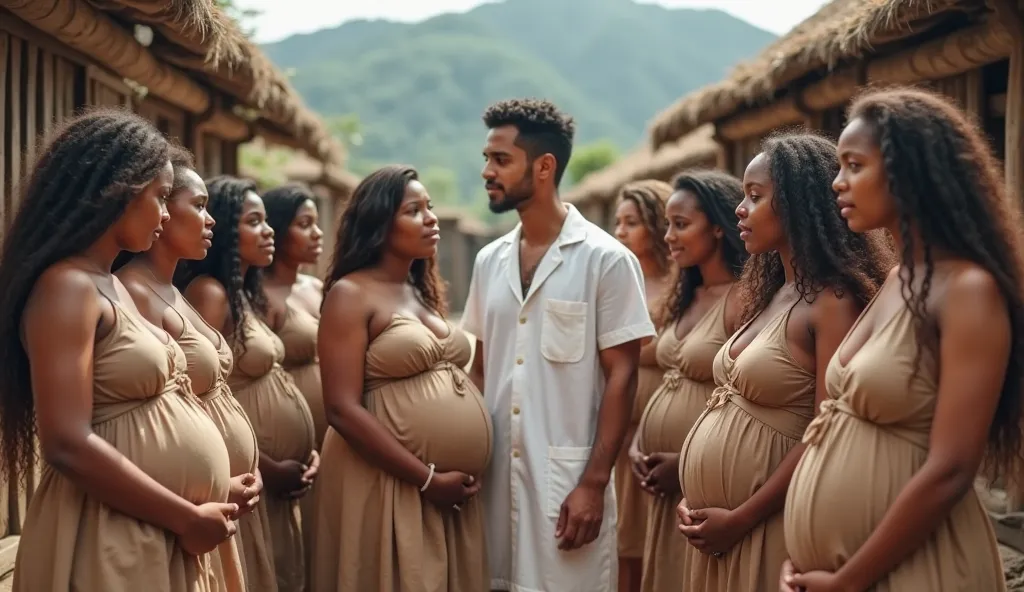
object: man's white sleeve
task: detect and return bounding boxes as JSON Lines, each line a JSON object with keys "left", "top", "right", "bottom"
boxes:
{"left": 595, "top": 251, "right": 657, "bottom": 350}
{"left": 460, "top": 252, "right": 485, "bottom": 338}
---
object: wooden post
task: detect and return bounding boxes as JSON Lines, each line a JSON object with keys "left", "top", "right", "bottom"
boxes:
{"left": 990, "top": 1, "right": 1024, "bottom": 200}
{"left": 988, "top": 0, "right": 1024, "bottom": 513}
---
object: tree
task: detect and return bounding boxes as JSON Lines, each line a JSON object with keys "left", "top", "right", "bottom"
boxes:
{"left": 326, "top": 113, "right": 365, "bottom": 152}
{"left": 214, "top": 0, "right": 262, "bottom": 38}
{"left": 418, "top": 166, "right": 461, "bottom": 206}
{"left": 567, "top": 139, "right": 619, "bottom": 185}
{"left": 239, "top": 141, "right": 291, "bottom": 189}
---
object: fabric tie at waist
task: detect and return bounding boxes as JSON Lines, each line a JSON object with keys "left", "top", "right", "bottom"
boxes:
{"left": 704, "top": 383, "right": 810, "bottom": 441}
{"left": 197, "top": 376, "right": 229, "bottom": 404}
{"left": 436, "top": 361, "right": 469, "bottom": 396}
{"left": 93, "top": 369, "right": 195, "bottom": 425}
{"left": 802, "top": 397, "right": 928, "bottom": 451}
{"left": 661, "top": 369, "right": 684, "bottom": 391}
{"left": 802, "top": 398, "right": 848, "bottom": 446}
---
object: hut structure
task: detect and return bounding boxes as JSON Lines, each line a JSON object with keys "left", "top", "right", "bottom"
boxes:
{"left": 565, "top": 124, "right": 720, "bottom": 230}
{"left": 646, "top": 0, "right": 1024, "bottom": 191}
{"left": 0, "top": 0, "right": 352, "bottom": 579}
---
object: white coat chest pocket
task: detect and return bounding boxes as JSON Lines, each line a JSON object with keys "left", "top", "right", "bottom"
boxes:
{"left": 540, "top": 299, "right": 587, "bottom": 363}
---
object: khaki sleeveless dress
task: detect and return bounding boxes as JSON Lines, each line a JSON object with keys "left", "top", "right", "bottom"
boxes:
{"left": 310, "top": 316, "right": 493, "bottom": 592}
{"left": 275, "top": 299, "right": 323, "bottom": 589}
{"left": 678, "top": 301, "right": 815, "bottom": 591}
{"left": 615, "top": 303, "right": 665, "bottom": 559}
{"left": 13, "top": 299, "right": 233, "bottom": 592}
{"left": 229, "top": 310, "right": 317, "bottom": 592}
{"left": 172, "top": 296, "right": 278, "bottom": 592}
{"left": 784, "top": 295, "right": 1006, "bottom": 590}
{"left": 637, "top": 291, "right": 730, "bottom": 592}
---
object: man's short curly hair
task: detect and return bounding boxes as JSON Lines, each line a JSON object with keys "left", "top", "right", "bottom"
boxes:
{"left": 483, "top": 98, "right": 576, "bottom": 186}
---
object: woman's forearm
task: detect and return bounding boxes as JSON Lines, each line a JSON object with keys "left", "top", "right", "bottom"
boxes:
{"left": 328, "top": 404, "right": 432, "bottom": 486}
{"left": 46, "top": 433, "right": 198, "bottom": 535}
{"left": 731, "top": 442, "right": 806, "bottom": 532}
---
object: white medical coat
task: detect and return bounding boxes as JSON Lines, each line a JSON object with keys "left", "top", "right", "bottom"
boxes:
{"left": 461, "top": 204, "right": 656, "bottom": 592}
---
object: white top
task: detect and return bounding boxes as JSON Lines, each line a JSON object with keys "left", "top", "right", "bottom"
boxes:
{"left": 461, "top": 204, "right": 656, "bottom": 592}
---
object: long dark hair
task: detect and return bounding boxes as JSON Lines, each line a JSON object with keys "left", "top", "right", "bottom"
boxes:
{"left": 0, "top": 107, "right": 171, "bottom": 483}
{"left": 849, "top": 86, "right": 1024, "bottom": 481}
{"left": 617, "top": 179, "right": 672, "bottom": 273}
{"left": 662, "top": 170, "right": 748, "bottom": 325}
{"left": 112, "top": 145, "right": 197, "bottom": 272}
{"left": 175, "top": 175, "right": 267, "bottom": 348}
{"left": 263, "top": 181, "right": 320, "bottom": 268}
{"left": 322, "top": 165, "right": 447, "bottom": 315}
{"left": 739, "top": 131, "right": 894, "bottom": 323}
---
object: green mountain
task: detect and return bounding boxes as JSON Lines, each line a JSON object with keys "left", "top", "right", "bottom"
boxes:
{"left": 261, "top": 0, "right": 775, "bottom": 215}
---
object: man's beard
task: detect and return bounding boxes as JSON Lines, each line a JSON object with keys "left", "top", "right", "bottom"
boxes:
{"left": 487, "top": 170, "right": 534, "bottom": 214}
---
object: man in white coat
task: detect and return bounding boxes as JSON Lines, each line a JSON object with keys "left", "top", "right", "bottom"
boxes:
{"left": 462, "top": 98, "right": 656, "bottom": 592}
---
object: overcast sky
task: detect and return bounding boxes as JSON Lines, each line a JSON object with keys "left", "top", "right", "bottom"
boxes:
{"left": 240, "top": 0, "right": 831, "bottom": 44}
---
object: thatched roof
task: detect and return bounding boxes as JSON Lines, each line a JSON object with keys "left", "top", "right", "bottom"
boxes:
{"left": 648, "top": 0, "right": 980, "bottom": 149}
{"left": 3, "top": 0, "right": 344, "bottom": 167}
{"left": 565, "top": 124, "right": 719, "bottom": 206}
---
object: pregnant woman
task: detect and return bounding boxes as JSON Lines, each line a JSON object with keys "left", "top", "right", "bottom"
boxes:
{"left": 630, "top": 170, "right": 746, "bottom": 592}
{"left": 312, "top": 165, "right": 493, "bottom": 591}
{"left": 781, "top": 87, "right": 1021, "bottom": 592}
{"left": 1, "top": 109, "right": 237, "bottom": 591}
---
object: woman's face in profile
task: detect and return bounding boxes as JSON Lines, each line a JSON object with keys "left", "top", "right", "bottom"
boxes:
{"left": 388, "top": 180, "right": 440, "bottom": 260}
{"left": 116, "top": 160, "right": 173, "bottom": 252}
{"left": 238, "top": 191, "right": 276, "bottom": 267}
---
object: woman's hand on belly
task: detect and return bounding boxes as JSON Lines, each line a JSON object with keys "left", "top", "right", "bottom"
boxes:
{"left": 177, "top": 501, "right": 241, "bottom": 555}
{"left": 228, "top": 471, "right": 261, "bottom": 518}
{"left": 783, "top": 564, "right": 850, "bottom": 592}
{"left": 641, "top": 452, "right": 681, "bottom": 496}
{"left": 423, "top": 470, "right": 482, "bottom": 509}
{"left": 260, "top": 453, "right": 310, "bottom": 499}
{"left": 677, "top": 503, "right": 749, "bottom": 555}
{"left": 285, "top": 449, "right": 320, "bottom": 500}
{"left": 628, "top": 437, "right": 649, "bottom": 482}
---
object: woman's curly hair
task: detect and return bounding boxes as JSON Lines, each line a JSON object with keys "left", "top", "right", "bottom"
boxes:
{"left": 262, "top": 181, "right": 320, "bottom": 268}
{"left": 175, "top": 176, "right": 268, "bottom": 350}
{"left": 848, "top": 86, "right": 1024, "bottom": 482}
{"left": 662, "top": 170, "right": 748, "bottom": 326}
{"left": 739, "top": 131, "right": 894, "bottom": 323}
{"left": 323, "top": 165, "right": 447, "bottom": 315}
{"left": 0, "top": 107, "right": 171, "bottom": 483}
{"left": 617, "top": 179, "right": 672, "bottom": 272}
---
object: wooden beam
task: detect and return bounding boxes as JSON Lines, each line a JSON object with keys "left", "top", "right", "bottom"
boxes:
{"left": 800, "top": 68, "right": 860, "bottom": 112}
{"left": 196, "top": 110, "right": 251, "bottom": 143}
{"left": 988, "top": 0, "right": 1024, "bottom": 207}
{"left": 716, "top": 96, "right": 805, "bottom": 142}
{"left": 1, "top": 0, "right": 210, "bottom": 113}
{"left": 867, "top": 20, "right": 1013, "bottom": 85}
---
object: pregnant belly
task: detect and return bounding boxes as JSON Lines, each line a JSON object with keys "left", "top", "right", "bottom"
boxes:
{"left": 680, "top": 400, "right": 803, "bottom": 510}
{"left": 96, "top": 394, "right": 232, "bottom": 505}
{"left": 202, "top": 386, "right": 259, "bottom": 476}
{"left": 235, "top": 368, "right": 316, "bottom": 463}
{"left": 376, "top": 371, "right": 494, "bottom": 476}
{"left": 785, "top": 414, "right": 926, "bottom": 571}
{"left": 638, "top": 375, "right": 713, "bottom": 454}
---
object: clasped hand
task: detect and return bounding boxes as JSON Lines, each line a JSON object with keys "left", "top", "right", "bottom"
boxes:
{"left": 676, "top": 497, "right": 747, "bottom": 555}
{"left": 780, "top": 559, "right": 854, "bottom": 592}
